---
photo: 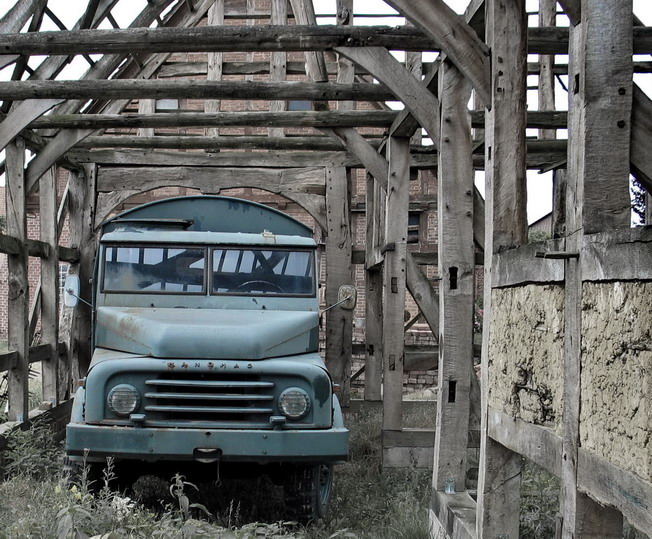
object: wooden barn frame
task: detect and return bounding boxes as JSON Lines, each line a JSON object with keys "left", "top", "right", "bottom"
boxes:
{"left": 0, "top": 0, "right": 650, "bottom": 537}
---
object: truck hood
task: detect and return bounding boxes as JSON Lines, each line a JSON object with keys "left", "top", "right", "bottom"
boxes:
{"left": 94, "top": 307, "right": 318, "bottom": 360}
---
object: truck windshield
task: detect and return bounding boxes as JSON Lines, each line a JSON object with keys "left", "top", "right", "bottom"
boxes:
{"left": 103, "top": 246, "right": 206, "bottom": 293}
{"left": 212, "top": 248, "right": 314, "bottom": 296}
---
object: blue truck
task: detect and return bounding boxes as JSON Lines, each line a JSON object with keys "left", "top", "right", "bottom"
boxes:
{"left": 64, "top": 195, "right": 349, "bottom": 520}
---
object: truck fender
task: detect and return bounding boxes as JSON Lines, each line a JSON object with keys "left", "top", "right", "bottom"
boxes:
{"left": 332, "top": 394, "right": 345, "bottom": 428}
{"left": 70, "top": 386, "right": 86, "bottom": 424}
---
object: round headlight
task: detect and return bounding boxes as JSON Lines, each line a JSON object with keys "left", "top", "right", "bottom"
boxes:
{"left": 278, "top": 388, "right": 311, "bottom": 420}
{"left": 107, "top": 384, "right": 140, "bottom": 416}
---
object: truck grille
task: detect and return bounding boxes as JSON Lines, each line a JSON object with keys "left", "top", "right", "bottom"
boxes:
{"left": 143, "top": 373, "right": 276, "bottom": 428}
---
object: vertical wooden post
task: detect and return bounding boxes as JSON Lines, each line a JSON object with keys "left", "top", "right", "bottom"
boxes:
{"left": 538, "top": 0, "right": 566, "bottom": 239}
{"left": 205, "top": 0, "right": 223, "bottom": 137}
{"left": 561, "top": 1, "right": 631, "bottom": 535}
{"left": 477, "top": 0, "right": 528, "bottom": 536}
{"left": 381, "top": 136, "right": 409, "bottom": 432}
{"left": 325, "top": 166, "right": 353, "bottom": 406}
{"left": 269, "top": 0, "right": 286, "bottom": 138}
{"left": 137, "top": 99, "right": 155, "bottom": 137}
{"left": 40, "top": 166, "right": 59, "bottom": 406}
{"left": 364, "top": 173, "right": 382, "bottom": 401}
{"left": 6, "top": 137, "right": 29, "bottom": 422}
{"left": 68, "top": 164, "right": 96, "bottom": 387}
{"left": 432, "top": 60, "right": 474, "bottom": 493}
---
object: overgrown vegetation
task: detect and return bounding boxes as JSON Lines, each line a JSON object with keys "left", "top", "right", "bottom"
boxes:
{"left": 0, "top": 406, "right": 623, "bottom": 538}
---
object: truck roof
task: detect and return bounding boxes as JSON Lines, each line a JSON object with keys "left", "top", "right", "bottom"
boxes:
{"left": 101, "top": 195, "right": 313, "bottom": 237}
{"left": 100, "top": 230, "right": 317, "bottom": 247}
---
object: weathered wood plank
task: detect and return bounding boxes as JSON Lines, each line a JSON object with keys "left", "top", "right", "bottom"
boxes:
{"left": 430, "top": 491, "right": 476, "bottom": 539}
{"left": 581, "top": 228, "right": 652, "bottom": 281}
{"left": 0, "top": 25, "right": 439, "bottom": 55}
{"left": 384, "top": 0, "right": 490, "bottom": 105}
{"left": 487, "top": 407, "right": 562, "bottom": 477}
{"left": 630, "top": 84, "right": 652, "bottom": 193}
{"left": 405, "top": 253, "right": 439, "bottom": 338}
{"left": 5, "top": 138, "right": 29, "bottom": 422}
{"left": 0, "top": 79, "right": 395, "bottom": 102}
{"left": 23, "top": 110, "right": 397, "bottom": 130}
{"left": 205, "top": 0, "right": 224, "bottom": 138}
{"left": 96, "top": 165, "right": 325, "bottom": 194}
{"left": 67, "top": 165, "right": 96, "bottom": 387}
{"left": 3, "top": 24, "right": 652, "bottom": 57}
{"left": 477, "top": 1, "right": 528, "bottom": 536}
{"left": 577, "top": 449, "right": 652, "bottom": 535}
{"left": 324, "top": 166, "right": 353, "bottom": 406}
{"left": 136, "top": 99, "right": 155, "bottom": 138}
{"left": 268, "top": 0, "right": 286, "bottom": 137}
{"left": 335, "top": 46, "right": 440, "bottom": 145}
{"left": 39, "top": 167, "right": 59, "bottom": 406}
{"left": 561, "top": 3, "right": 632, "bottom": 534}
{"left": 364, "top": 172, "right": 382, "bottom": 401}
{"left": 491, "top": 239, "right": 565, "bottom": 288}
{"left": 382, "top": 137, "right": 410, "bottom": 434}
{"left": 432, "top": 60, "right": 474, "bottom": 494}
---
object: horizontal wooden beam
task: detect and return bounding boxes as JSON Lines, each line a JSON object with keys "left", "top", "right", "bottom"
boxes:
{"left": 0, "top": 80, "right": 394, "bottom": 101}
{"left": 0, "top": 25, "right": 437, "bottom": 55}
{"left": 66, "top": 139, "right": 567, "bottom": 170}
{"left": 488, "top": 407, "right": 652, "bottom": 534}
{"left": 0, "top": 233, "right": 79, "bottom": 262}
{"left": 17, "top": 110, "right": 566, "bottom": 131}
{"left": 1, "top": 25, "right": 651, "bottom": 56}
{"left": 157, "top": 59, "right": 652, "bottom": 79}
{"left": 96, "top": 165, "right": 326, "bottom": 194}
{"left": 22, "top": 110, "right": 396, "bottom": 130}
{"left": 0, "top": 342, "right": 67, "bottom": 373}
{"left": 487, "top": 407, "right": 562, "bottom": 477}
{"left": 157, "top": 60, "right": 377, "bottom": 77}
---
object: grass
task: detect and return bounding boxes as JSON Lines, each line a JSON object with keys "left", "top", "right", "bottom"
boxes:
{"left": 0, "top": 407, "right": 432, "bottom": 539}
{"left": 1, "top": 403, "right": 639, "bottom": 539}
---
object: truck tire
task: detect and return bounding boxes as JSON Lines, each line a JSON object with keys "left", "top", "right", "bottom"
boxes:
{"left": 284, "top": 464, "right": 333, "bottom": 522}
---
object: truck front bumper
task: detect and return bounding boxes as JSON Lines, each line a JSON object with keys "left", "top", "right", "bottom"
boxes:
{"left": 66, "top": 423, "right": 349, "bottom": 463}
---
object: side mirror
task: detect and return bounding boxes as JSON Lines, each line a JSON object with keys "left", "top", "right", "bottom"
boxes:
{"left": 338, "top": 285, "right": 357, "bottom": 310}
{"left": 63, "top": 274, "right": 80, "bottom": 308}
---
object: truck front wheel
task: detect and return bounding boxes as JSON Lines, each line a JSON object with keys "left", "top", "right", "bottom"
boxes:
{"left": 284, "top": 463, "right": 333, "bottom": 522}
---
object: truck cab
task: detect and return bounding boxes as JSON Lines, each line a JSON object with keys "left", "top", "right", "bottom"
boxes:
{"left": 65, "top": 196, "right": 349, "bottom": 520}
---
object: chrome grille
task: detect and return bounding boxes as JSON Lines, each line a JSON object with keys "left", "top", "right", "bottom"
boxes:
{"left": 143, "top": 373, "right": 275, "bottom": 428}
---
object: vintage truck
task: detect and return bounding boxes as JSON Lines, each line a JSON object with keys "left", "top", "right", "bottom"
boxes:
{"left": 64, "top": 195, "right": 349, "bottom": 520}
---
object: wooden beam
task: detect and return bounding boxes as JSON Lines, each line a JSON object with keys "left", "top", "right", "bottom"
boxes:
{"left": 477, "top": 0, "right": 527, "bottom": 536}
{"left": 364, "top": 175, "right": 382, "bottom": 402}
{"left": 630, "top": 84, "right": 652, "bottom": 193}
{"left": 382, "top": 136, "right": 410, "bottom": 434}
{"left": 560, "top": 3, "right": 632, "bottom": 534}
{"left": 39, "top": 167, "right": 59, "bottom": 406}
{"left": 22, "top": 110, "right": 395, "bottom": 130}
{"left": 557, "top": 0, "right": 580, "bottom": 26}
{"left": 205, "top": 0, "right": 223, "bottom": 137}
{"left": 432, "top": 60, "right": 474, "bottom": 494}
{"left": 0, "top": 0, "right": 46, "bottom": 33}
{"left": 5, "top": 138, "right": 29, "bottom": 422}
{"left": 269, "top": 0, "right": 286, "bottom": 137}
{"left": 0, "top": 25, "right": 438, "bottom": 55}
{"left": 324, "top": 166, "right": 353, "bottom": 405}
{"left": 67, "top": 165, "right": 96, "bottom": 385}
{"left": 0, "top": 79, "right": 395, "bottom": 102}
{"left": 335, "top": 46, "right": 440, "bottom": 145}
{"left": 7, "top": 24, "right": 648, "bottom": 56}
{"left": 384, "top": 0, "right": 490, "bottom": 105}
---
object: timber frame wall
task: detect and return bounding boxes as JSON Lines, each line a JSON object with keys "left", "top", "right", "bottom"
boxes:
{"left": 0, "top": 1, "right": 650, "bottom": 537}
